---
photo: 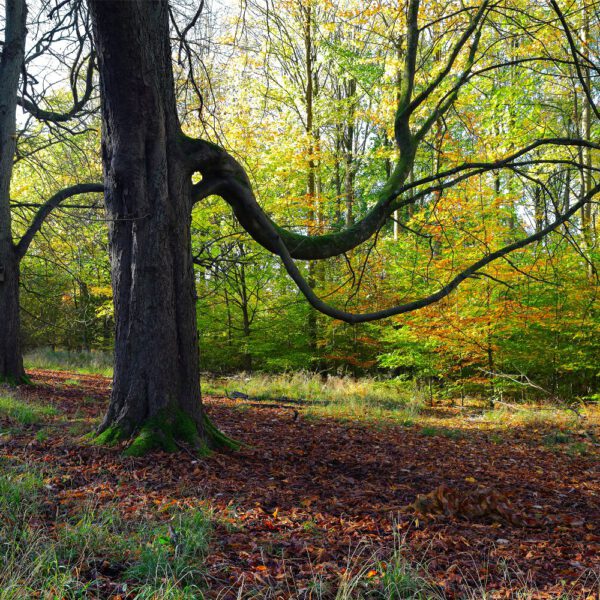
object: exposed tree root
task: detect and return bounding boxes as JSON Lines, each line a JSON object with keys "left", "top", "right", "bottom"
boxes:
{"left": 93, "top": 407, "right": 241, "bottom": 456}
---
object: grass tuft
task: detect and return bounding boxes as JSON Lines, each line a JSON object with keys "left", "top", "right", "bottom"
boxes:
{"left": 482, "top": 406, "right": 579, "bottom": 429}
{"left": 125, "top": 510, "right": 211, "bottom": 587}
{"left": 204, "top": 371, "right": 424, "bottom": 425}
{"left": 0, "top": 392, "right": 57, "bottom": 425}
{"left": 24, "top": 347, "right": 113, "bottom": 377}
{"left": 0, "top": 458, "right": 212, "bottom": 599}
{"left": 420, "top": 426, "right": 466, "bottom": 440}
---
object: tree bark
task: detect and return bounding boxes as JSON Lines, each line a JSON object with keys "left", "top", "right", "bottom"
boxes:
{"left": 238, "top": 260, "right": 253, "bottom": 371}
{"left": 343, "top": 78, "right": 357, "bottom": 227}
{"left": 303, "top": 1, "right": 319, "bottom": 358}
{"left": 89, "top": 0, "right": 233, "bottom": 453}
{"left": 580, "top": 0, "right": 595, "bottom": 278}
{"left": 0, "top": 0, "right": 27, "bottom": 382}
{"left": 0, "top": 250, "right": 24, "bottom": 382}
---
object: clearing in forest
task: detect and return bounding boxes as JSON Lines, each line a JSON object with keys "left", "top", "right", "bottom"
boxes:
{"left": 0, "top": 369, "right": 598, "bottom": 599}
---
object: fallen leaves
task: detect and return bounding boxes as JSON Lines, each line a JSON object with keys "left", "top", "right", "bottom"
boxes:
{"left": 4, "top": 369, "right": 599, "bottom": 598}
{"left": 411, "top": 484, "right": 540, "bottom": 527}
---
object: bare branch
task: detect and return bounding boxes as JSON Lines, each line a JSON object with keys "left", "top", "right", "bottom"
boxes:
{"left": 15, "top": 183, "right": 104, "bottom": 260}
{"left": 17, "top": 52, "right": 96, "bottom": 123}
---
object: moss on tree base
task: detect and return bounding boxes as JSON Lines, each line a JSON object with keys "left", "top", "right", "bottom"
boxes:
{"left": 93, "top": 408, "right": 241, "bottom": 457}
{"left": 93, "top": 424, "right": 126, "bottom": 446}
{"left": 202, "top": 413, "right": 241, "bottom": 452}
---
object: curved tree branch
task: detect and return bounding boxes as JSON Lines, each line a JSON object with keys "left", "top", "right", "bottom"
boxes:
{"left": 186, "top": 135, "right": 598, "bottom": 261}
{"left": 406, "top": 0, "right": 490, "bottom": 120}
{"left": 548, "top": 0, "right": 600, "bottom": 121}
{"left": 15, "top": 182, "right": 104, "bottom": 260}
{"left": 17, "top": 52, "right": 96, "bottom": 123}
{"left": 184, "top": 134, "right": 415, "bottom": 259}
{"left": 268, "top": 183, "right": 600, "bottom": 324}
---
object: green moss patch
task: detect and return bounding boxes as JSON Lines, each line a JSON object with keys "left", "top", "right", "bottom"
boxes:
{"left": 124, "top": 409, "right": 203, "bottom": 457}
{"left": 93, "top": 424, "right": 128, "bottom": 446}
{"left": 202, "top": 413, "right": 242, "bottom": 452}
{"left": 93, "top": 407, "right": 241, "bottom": 457}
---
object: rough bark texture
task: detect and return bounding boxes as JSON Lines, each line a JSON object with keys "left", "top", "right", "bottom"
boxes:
{"left": 0, "top": 0, "right": 27, "bottom": 382}
{"left": 89, "top": 0, "right": 220, "bottom": 451}
{"left": 0, "top": 250, "right": 23, "bottom": 382}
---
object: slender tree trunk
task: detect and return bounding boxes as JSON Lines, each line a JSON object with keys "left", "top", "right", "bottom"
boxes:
{"left": 393, "top": 41, "right": 403, "bottom": 240}
{"left": 224, "top": 288, "right": 233, "bottom": 348}
{"left": 303, "top": 1, "right": 319, "bottom": 358}
{"left": 581, "top": 0, "right": 595, "bottom": 278}
{"left": 0, "top": 0, "right": 27, "bottom": 383}
{"left": 344, "top": 78, "right": 357, "bottom": 227}
{"left": 534, "top": 186, "right": 544, "bottom": 234}
{"left": 239, "top": 262, "right": 252, "bottom": 371}
{"left": 431, "top": 111, "right": 444, "bottom": 257}
{"left": 334, "top": 131, "right": 342, "bottom": 227}
{"left": 89, "top": 0, "right": 231, "bottom": 453}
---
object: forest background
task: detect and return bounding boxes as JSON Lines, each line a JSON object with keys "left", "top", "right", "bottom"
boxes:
{"left": 10, "top": 0, "right": 599, "bottom": 405}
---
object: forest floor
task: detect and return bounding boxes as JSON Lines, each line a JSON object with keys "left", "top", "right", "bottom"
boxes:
{"left": 0, "top": 369, "right": 599, "bottom": 599}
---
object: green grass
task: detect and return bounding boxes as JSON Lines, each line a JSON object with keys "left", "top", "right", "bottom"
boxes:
{"left": 482, "top": 405, "right": 579, "bottom": 429}
{"left": 566, "top": 442, "right": 589, "bottom": 456}
{"left": 540, "top": 432, "right": 591, "bottom": 457}
{"left": 0, "top": 458, "right": 212, "bottom": 599}
{"left": 125, "top": 510, "right": 211, "bottom": 587}
{"left": 55, "top": 508, "right": 131, "bottom": 563}
{"left": 35, "top": 428, "right": 49, "bottom": 443}
{"left": 542, "top": 430, "right": 573, "bottom": 446}
{"left": 292, "top": 535, "right": 599, "bottom": 600}
{"left": 24, "top": 347, "right": 113, "bottom": 377}
{"left": 369, "top": 555, "right": 442, "bottom": 599}
{"left": 204, "top": 371, "right": 424, "bottom": 425}
{"left": 205, "top": 371, "right": 417, "bottom": 406}
{"left": 420, "top": 426, "right": 466, "bottom": 440}
{"left": 288, "top": 536, "right": 444, "bottom": 600}
{"left": 0, "top": 392, "right": 57, "bottom": 425}
{"left": 0, "top": 465, "right": 44, "bottom": 525}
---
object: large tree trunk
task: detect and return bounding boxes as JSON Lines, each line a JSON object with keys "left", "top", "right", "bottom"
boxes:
{"left": 0, "top": 0, "right": 27, "bottom": 383}
{"left": 90, "top": 0, "right": 232, "bottom": 454}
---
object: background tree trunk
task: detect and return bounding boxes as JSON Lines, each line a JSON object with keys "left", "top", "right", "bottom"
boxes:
{"left": 0, "top": 0, "right": 27, "bottom": 382}
{"left": 580, "top": 0, "right": 596, "bottom": 278}
{"left": 0, "top": 251, "right": 24, "bottom": 382}
{"left": 90, "top": 0, "right": 229, "bottom": 453}
{"left": 303, "top": 1, "right": 321, "bottom": 361}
